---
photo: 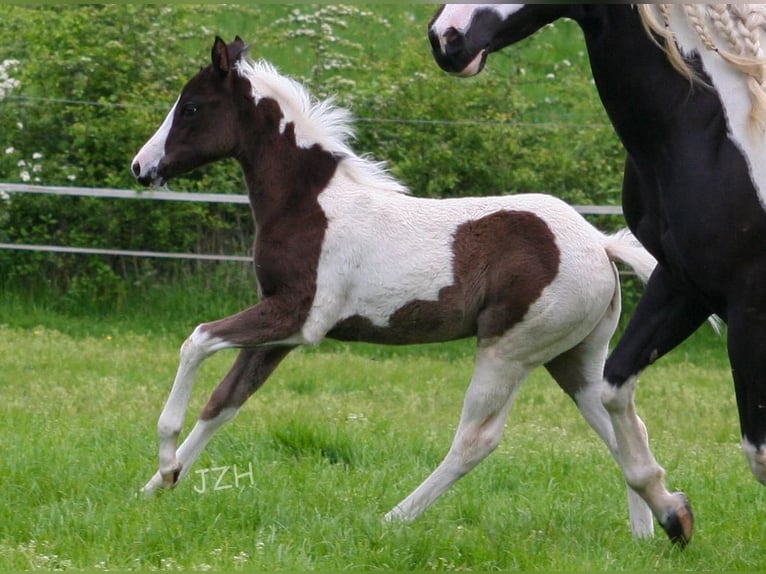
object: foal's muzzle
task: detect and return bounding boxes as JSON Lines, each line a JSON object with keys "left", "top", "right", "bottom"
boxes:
{"left": 131, "top": 160, "right": 165, "bottom": 187}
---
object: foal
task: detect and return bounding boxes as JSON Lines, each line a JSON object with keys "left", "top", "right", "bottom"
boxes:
{"left": 131, "top": 37, "right": 657, "bottom": 533}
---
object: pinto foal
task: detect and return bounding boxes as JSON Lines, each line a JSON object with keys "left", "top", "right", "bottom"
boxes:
{"left": 131, "top": 37, "right": 657, "bottom": 534}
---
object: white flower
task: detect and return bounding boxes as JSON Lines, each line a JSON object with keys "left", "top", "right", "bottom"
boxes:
{"left": 32, "top": 152, "right": 43, "bottom": 160}
{"left": 4, "top": 147, "right": 14, "bottom": 154}
{"left": 20, "top": 170, "right": 30, "bottom": 182}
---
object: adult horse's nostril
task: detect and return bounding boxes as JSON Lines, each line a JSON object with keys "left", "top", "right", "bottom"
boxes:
{"left": 131, "top": 160, "right": 141, "bottom": 178}
{"left": 443, "top": 27, "right": 462, "bottom": 46}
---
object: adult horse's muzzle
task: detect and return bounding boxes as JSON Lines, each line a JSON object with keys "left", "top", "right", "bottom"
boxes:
{"left": 428, "top": 26, "right": 488, "bottom": 78}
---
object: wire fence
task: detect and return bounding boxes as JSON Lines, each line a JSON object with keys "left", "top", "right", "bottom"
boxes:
{"left": 0, "top": 183, "right": 623, "bottom": 263}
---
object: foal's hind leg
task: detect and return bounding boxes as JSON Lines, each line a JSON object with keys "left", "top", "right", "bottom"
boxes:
{"left": 385, "top": 346, "right": 528, "bottom": 522}
{"left": 142, "top": 346, "right": 292, "bottom": 494}
{"left": 603, "top": 267, "right": 710, "bottom": 546}
{"left": 546, "top": 325, "right": 654, "bottom": 537}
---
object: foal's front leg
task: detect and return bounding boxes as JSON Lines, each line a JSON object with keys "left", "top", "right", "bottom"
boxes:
{"left": 147, "top": 300, "right": 305, "bottom": 491}
{"left": 142, "top": 345, "right": 293, "bottom": 494}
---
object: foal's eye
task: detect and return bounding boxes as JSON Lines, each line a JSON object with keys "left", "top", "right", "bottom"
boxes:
{"left": 181, "top": 103, "right": 198, "bottom": 117}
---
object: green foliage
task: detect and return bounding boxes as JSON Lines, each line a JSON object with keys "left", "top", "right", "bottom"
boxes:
{"left": 0, "top": 5, "right": 628, "bottom": 312}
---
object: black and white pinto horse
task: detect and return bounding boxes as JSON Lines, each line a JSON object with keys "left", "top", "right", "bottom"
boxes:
{"left": 131, "top": 37, "right": 659, "bottom": 533}
{"left": 429, "top": 4, "right": 766, "bottom": 545}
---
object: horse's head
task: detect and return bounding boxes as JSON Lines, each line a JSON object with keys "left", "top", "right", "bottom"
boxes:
{"left": 428, "top": 4, "right": 566, "bottom": 77}
{"left": 131, "top": 36, "right": 251, "bottom": 186}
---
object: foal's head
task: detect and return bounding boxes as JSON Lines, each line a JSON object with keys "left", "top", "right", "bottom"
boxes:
{"left": 131, "top": 36, "right": 252, "bottom": 186}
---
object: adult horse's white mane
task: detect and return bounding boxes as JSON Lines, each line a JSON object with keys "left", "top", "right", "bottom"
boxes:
{"left": 234, "top": 58, "right": 408, "bottom": 195}
{"left": 639, "top": 4, "right": 766, "bottom": 135}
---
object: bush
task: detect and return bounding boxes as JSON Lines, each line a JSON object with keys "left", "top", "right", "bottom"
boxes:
{"left": 0, "top": 6, "right": 630, "bottom": 314}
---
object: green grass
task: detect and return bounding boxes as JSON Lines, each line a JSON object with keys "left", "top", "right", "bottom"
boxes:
{"left": 1, "top": 5, "right": 763, "bottom": 571}
{"left": 1, "top": 313, "right": 764, "bottom": 571}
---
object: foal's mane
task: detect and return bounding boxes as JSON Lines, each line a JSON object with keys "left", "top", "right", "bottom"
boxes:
{"left": 235, "top": 58, "right": 409, "bottom": 195}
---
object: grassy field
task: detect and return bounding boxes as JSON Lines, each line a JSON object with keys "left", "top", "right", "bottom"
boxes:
{"left": 2, "top": 4, "right": 765, "bottom": 571}
{"left": 1, "top": 306, "right": 764, "bottom": 571}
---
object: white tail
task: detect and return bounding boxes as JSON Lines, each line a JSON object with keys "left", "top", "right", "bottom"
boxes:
{"left": 603, "top": 228, "right": 657, "bottom": 283}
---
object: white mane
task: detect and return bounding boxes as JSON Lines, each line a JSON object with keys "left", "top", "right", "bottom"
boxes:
{"left": 234, "top": 58, "right": 409, "bottom": 195}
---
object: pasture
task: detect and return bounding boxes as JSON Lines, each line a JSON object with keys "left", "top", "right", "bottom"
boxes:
{"left": 1, "top": 307, "right": 764, "bottom": 570}
{"left": 1, "top": 5, "right": 765, "bottom": 571}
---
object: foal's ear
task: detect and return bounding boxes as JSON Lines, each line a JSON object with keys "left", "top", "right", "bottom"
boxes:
{"left": 211, "top": 36, "right": 231, "bottom": 77}
{"left": 231, "top": 35, "right": 250, "bottom": 62}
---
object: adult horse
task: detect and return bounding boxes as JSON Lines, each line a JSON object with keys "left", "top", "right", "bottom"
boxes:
{"left": 131, "top": 37, "right": 659, "bottom": 535}
{"left": 428, "top": 4, "right": 766, "bottom": 546}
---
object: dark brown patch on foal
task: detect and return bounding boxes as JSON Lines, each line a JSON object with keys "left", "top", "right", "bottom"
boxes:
{"left": 329, "top": 210, "right": 560, "bottom": 344}
{"left": 194, "top": 89, "right": 339, "bottom": 347}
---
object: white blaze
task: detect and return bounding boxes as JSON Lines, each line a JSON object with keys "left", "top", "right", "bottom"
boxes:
{"left": 132, "top": 98, "right": 178, "bottom": 181}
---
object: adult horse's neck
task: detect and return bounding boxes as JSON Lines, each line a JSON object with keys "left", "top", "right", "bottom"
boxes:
{"left": 574, "top": 5, "right": 715, "bottom": 162}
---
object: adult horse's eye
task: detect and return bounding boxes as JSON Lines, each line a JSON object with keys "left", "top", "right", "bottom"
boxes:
{"left": 181, "top": 103, "right": 198, "bottom": 117}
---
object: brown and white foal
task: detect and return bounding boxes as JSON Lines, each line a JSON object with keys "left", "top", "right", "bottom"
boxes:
{"left": 131, "top": 37, "right": 658, "bottom": 537}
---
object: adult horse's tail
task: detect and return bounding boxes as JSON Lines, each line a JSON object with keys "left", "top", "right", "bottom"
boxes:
{"left": 602, "top": 228, "right": 657, "bottom": 284}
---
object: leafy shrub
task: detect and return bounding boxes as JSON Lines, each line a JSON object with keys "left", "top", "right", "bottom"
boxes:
{"left": 0, "top": 6, "right": 630, "bottom": 314}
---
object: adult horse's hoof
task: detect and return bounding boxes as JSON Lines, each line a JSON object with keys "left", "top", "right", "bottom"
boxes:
{"left": 660, "top": 491, "right": 693, "bottom": 548}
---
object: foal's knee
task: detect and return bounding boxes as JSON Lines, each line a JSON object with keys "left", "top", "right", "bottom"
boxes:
{"left": 743, "top": 439, "right": 766, "bottom": 485}
{"left": 181, "top": 324, "right": 225, "bottom": 362}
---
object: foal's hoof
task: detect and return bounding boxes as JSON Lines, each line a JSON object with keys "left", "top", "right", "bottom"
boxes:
{"left": 161, "top": 464, "right": 182, "bottom": 487}
{"left": 660, "top": 492, "right": 694, "bottom": 548}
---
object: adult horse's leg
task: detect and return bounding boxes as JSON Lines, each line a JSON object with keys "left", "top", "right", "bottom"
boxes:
{"left": 545, "top": 274, "right": 654, "bottom": 538}
{"left": 385, "top": 346, "right": 529, "bottom": 522}
{"left": 727, "top": 283, "right": 766, "bottom": 486}
{"left": 142, "top": 346, "right": 293, "bottom": 494}
{"left": 602, "top": 266, "right": 711, "bottom": 546}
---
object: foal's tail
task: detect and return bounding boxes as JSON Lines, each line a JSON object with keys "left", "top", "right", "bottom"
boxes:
{"left": 601, "top": 228, "right": 723, "bottom": 334}
{"left": 602, "top": 228, "right": 657, "bottom": 284}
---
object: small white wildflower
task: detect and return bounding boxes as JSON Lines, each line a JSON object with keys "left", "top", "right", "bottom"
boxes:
{"left": 17, "top": 159, "right": 25, "bottom": 167}
{"left": 4, "top": 147, "right": 14, "bottom": 154}
{"left": 20, "top": 170, "right": 30, "bottom": 182}
{"left": 546, "top": 73, "right": 555, "bottom": 79}
{"left": 32, "top": 152, "right": 43, "bottom": 160}
{"left": 67, "top": 174, "right": 77, "bottom": 181}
